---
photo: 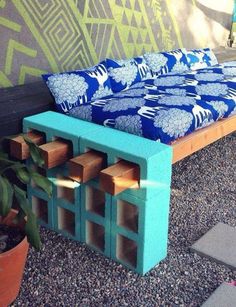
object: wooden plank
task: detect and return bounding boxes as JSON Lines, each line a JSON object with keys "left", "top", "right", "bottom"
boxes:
{"left": 68, "top": 150, "right": 107, "bottom": 183}
{"left": 172, "top": 116, "right": 236, "bottom": 164}
{"left": 99, "top": 160, "right": 140, "bottom": 195}
{"left": 10, "top": 131, "right": 45, "bottom": 160}
{"left": 0, "top": 80, "right": 54, "bottom": 137}
{"left": 0, "top": 81, "right": 49, "bottom": 103}
{"left": 39, "top": 140, "right": 72, "bottom": 169}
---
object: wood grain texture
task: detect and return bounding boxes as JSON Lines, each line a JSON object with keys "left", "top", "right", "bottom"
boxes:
{"left": 68, "top": 150, "right": 107, "bottom": 183}
{"left": 0, "top": 81, "right": 54, "bottom": 137}
{"left": 172, "top": 116, "right": 236, "bottom": 164}
{"left": 99, "top": 160, "right": 140, "bottom": 195}
{"left": 39, "top": 139, "right": 72, "bottom": 169}
{"left": 10, "top": 131, "right": 45, "bottom": 160}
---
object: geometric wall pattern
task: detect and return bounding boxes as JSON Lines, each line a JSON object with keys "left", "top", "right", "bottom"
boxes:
{"left": 0, "top": 0, "right": 234, "bottom": 88}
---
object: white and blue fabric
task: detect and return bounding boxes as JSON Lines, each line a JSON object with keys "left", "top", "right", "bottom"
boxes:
{"left": 143, "top": 48, "right": 189, "bottom": 78}
{"left": 106, "top": 57, "right": 150, "bottom": 93}
{"left": 42, "top": 61, "right": 113, "bottom": 113}
{"left": 69, "top": 62, "right": 236, "bottom": 144}
{"left": 186, "top": 48, "right": 218, "bottom": 70}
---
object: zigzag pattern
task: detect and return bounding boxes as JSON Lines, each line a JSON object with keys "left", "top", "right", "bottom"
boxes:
{"left": 18, "top": 0, "right": 97, "bottom": 71}
{"left": 0, "top": 0, "right": 187, "bottom": 87}
{"left": 0, "top": 1, "right": 50, "bottom": 87}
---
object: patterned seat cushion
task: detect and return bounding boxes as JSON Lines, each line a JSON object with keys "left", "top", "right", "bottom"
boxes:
{"left": 42, "top": 61, "right": 113, "bottom": 113}
{"left": 68, "top": 62, "right": 236, "bottom": 144}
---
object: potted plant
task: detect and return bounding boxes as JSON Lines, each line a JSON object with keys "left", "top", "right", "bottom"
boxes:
{"left": 0, "top": 136, "right": 52, "bottom": 306}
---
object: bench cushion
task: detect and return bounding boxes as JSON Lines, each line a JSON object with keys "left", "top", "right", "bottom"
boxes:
{"left": 68, "top": 62, "right": 236, "bottom": 144}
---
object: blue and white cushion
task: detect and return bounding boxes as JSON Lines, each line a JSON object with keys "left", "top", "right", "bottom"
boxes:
{"left": 69, "top": 62, "right": 236, "bottom": 144}
{"left": 42, "top": 61, "right": 113, "bottom": 113}
{"left": 143, "top": 48, "right": 189, "bottom": 77}
{"left": 186, "top": 48, "right": 218, "bottom": 70}
{"left": 106, "top": 57, "right": 150, "bottom": 93}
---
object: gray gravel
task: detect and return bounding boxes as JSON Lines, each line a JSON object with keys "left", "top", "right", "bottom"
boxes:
{"left": 13, "top": 134, "right": 236, "bottom": 307}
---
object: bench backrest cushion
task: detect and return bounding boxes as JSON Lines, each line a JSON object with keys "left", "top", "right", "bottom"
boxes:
{"left": 42, "top": 61, "right": 113, "bottom": 114}
{"left": 106, "top": 57, "right": 151, "bottom": 93}
{"left": 186, "top": 48, "right": 218, "bottom": 70}
{"left": 143, "top": 48, "right": 189, "bottom": 78}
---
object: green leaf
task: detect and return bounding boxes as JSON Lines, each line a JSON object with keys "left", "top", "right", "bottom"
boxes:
{"left": 14, "top": 185, "right": 41, "bottom": 250}
{"left": 0, "top": 156, "right": 15, "bottom": 169}
{"left": 0, "top": 175, "right": 13, "bottom": 217}
{"left": 0, "top": 151, "right": 8, "bottom": 159}
{"left": 30, "top": 172, "right": 52, "bottom": 197}
{"left": 14, "top": 206, "right": 26, "bottom": 224}
{"left": 0, "top": 160, "right": 25, "bottom": 175}
{"left": 23, "top": 135, "right": 44, "bottom": 167}
{"left": 15, "top": 167, "right": 30, "bottom": 184}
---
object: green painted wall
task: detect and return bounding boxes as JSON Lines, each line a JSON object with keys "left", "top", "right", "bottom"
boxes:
{"left": 0, "top": 0, "right": 234, "bottom": 88}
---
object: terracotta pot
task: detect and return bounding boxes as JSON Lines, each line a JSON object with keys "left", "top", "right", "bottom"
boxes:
{"left": 0, "top": 210, "right": 29, "bottom": 306}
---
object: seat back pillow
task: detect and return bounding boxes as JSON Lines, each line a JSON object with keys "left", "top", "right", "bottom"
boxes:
{"left": 106, "top": 56, "right": 151, "bottom": 93}
{"left": 143, "top": 48, "right": 189, "bottom": 78}
{"left": 42, "top": 60, "right": 113, "bottom": 113}
{"left": 186, "top": 48, "right": 218, "bottom": 70}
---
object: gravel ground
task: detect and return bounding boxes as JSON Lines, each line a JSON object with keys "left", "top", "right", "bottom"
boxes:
{"left": 13, "top": 134, "right": 236, "bottom": 307}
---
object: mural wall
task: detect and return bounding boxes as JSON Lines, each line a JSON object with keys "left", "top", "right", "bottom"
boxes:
{"left": 0, "top": 0, "right": 234, "bottom": 88}
{"left": 232, "top": 0, "right": 236, "bottom": 43}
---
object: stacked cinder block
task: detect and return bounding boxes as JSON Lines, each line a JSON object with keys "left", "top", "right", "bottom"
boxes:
{"left": 18, "top": 111, "right": 172, "bottom": 274}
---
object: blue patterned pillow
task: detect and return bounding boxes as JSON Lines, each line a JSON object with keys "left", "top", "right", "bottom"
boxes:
{"left": 106, "top": 57, "right": 150, "bottom": 93}
{"left": 143, "top": 48, "right": 189, "bottom": 77}
{"left": 186, "top": 48, "right": 218, "bottom": 70}
{"left": 42, "top": 61, "right": 113, "bottom": 113}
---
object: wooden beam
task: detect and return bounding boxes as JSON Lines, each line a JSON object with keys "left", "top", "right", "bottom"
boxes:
{"left": 68, "top": 150, "right": 107, "bottom": 183}
{"left": 172, "top": 116, "right": 236, "bottom": 164}
{"left": 39, "top": 140, "right": 72, "bottom": 169}
{"left": 10, "top": 131, "right": 45, "bottom": 160}
{"left": 99, "top": 160, "right": 140, "bottom": 195}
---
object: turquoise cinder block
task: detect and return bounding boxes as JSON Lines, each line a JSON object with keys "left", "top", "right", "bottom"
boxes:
{"left": 80, "top": 180, "right": 112, "bottom": 257}
{"left": 79, "top": 127, "right": 172, "bottom": 200}
{"left": 23, "top": 111, "right": 104, "bottom": 156}
{"left": 24, "top": 110, "right": 173, "bottom": 274}
{"left": 50, "top": 176, "right": 81, "bottom": 241}
{"left": 27, "top": 184, "right": 54, "bottom": 230}
{"left": 110, "top": 188, "right": 171, "bottom": 275}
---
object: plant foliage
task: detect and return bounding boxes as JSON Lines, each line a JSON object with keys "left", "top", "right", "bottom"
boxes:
{"left": 0, "top": 136, "right": 52, "bottom": 249}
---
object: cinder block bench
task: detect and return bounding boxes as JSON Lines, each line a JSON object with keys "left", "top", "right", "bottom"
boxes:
{"left": 10, "top": 109, "right": 236, "bottom": 274}
{"left": 15, "top": 111, "right": 172, "bottom": 274}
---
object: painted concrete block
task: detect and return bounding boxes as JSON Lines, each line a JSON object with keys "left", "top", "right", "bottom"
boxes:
{"left": 24, "top": 110, "right": 173, "bottom": 274}
{"left": 27, "top": 185, "right": 54, "bottom": 230}
{"left": 191, "top": 222, "right": 236, "bottom": 270}
{"left": 80, "top": 127, "right": 172, "bottom": 200}
{"left": 80, "top": 180, "right": 112, "bottom": 257}
{"left": 23, "top": 111, "right": 103, "bottom": 156}
{"left": 110, "top": 188, "right": 171, "bottom": 274}
{"left": 50, "top": 176, "right": 81, "bottom": 241}
{"left": 202, "top": 282, "right": 236, "bottom": 307}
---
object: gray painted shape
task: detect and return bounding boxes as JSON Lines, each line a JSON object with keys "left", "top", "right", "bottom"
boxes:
{"left": 201, "top": 283, "right": 236, "bottom": 307}
{"left": 134, "top": 0, "right": 141, "bottom": 12}
{"left": 122, "top": 11, "right": 129, "bottom": 25}
{"left": 191, "top": 222, "right": 236, "bottom": 270}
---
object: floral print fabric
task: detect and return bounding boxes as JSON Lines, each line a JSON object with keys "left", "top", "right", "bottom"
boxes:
{"left": 106, "top": 56, "right": 150, "bottom": 93}
{"left": 186, "top": 48, "right": 218, "bottom": 70}
{"left": 143, "top": 49, "right": 189, "bottom": 77}
{"left": 42, "top": 61, "right": 113, "bottom": 113}
{"left": 68, "top": 62, "right": 236, "bottom": 144}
